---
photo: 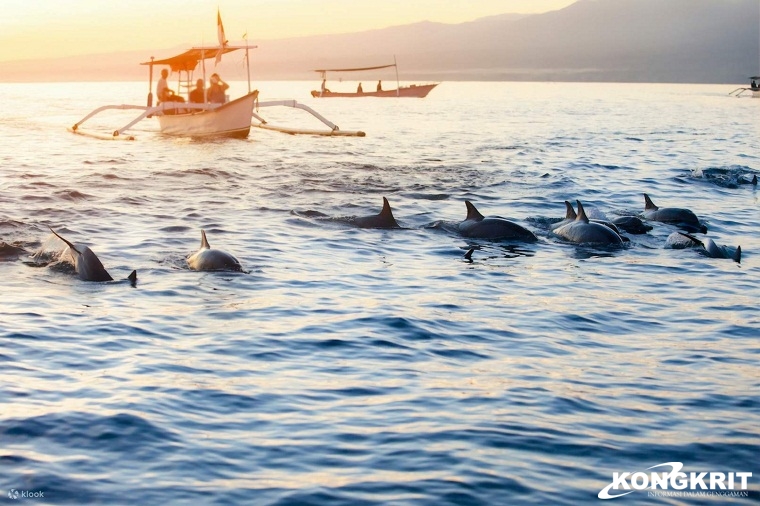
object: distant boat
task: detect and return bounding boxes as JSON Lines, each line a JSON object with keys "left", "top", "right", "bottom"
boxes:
{"left": 311, "top": 58, "right": 439, "bottom": 98}
{"left": 69, "top": 13, "right": 364, "bottom": 140}
{"left": 728, "top": 76, "right": 760, "bottom": 98}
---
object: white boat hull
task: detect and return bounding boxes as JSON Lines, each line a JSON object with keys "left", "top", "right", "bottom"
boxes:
{"left": 157, "top": 92, "right": 258, "bottom": 138}
{"left": 69, "top": 91, "right": 365, "bottom": 139}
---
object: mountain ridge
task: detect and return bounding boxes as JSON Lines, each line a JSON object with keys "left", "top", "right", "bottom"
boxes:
{"left": 1, "top": 0, "right": 757, "bottom": 84}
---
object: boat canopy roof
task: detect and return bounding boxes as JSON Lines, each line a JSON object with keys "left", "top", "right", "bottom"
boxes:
{"left": 751, "top": 76, "right": 760, "bottom": 79}
{"left": 141, "top": 46, "right": 251, "bottom": 72}
{"left": 314, "top": 64, "right": 396, "bottom": 73}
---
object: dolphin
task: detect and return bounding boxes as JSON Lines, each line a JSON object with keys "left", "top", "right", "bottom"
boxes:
{"left": 611, "top": 215, "right": 652, "bottom": 234}
{"left": 458, "top": 201, "right": 537, "bottom": 241}
{"left": 677, "top": 232, "right": 741, "bottom": 263}
{"left": 48, "top": 228, "right": 136, "bottom": 282}
{"left": 665, "top": 231, "right": 699, "bottom": 249}
{"left": 186, "top": 230, "right": 243, "bottom": 272}
{"left": 350, "top": 197, "right": 400, "bottom": 229}
{"left": 553, "top": 200, "right": 623, "bottom": 245}
{"left": 642, "top": 193, "right": 707, "bottom": 233}
{"left": 552, "top": 201, "right": 629, "bottom": 240}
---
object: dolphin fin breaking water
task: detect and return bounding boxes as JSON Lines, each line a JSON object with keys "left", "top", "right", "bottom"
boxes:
{"left": 459, "top": 201, "right": 537, "bottom": 241}
{"left": 677, "top": 232, "right": 741, "bottom": 263}
{"left": 552, "top": 200, "right": 623, "bottom": 245}
{"left": 351, "top": 197, "right": 400, "bottom": 228}
{"left": 49, "top": 227, "right": 114, "bottom": 282}
{"left": 187, "top": 230, "right": 243, "bottom": 271}
{"left": 642, "top": 193, "right": 707, "bottom": 233}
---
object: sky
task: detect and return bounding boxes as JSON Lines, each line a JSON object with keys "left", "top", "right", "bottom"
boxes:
{"left": 0, "top": 0, "right": 577, "bottom": 63}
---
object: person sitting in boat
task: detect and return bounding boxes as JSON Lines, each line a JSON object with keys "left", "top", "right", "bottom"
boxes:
{"left": 189, "top": 79, "right": 205, "bottom": 104}
{"left": 321, "top": 79, "right": 330, "bottom": 94}
{"left": 377, "top": 80, "right": 382, "bottom": 92}
{"left": 752, "top": 79, "right": 758, "bottom": 90}
{"left": 157, "top": 68, "right": 183, "bottom": 103}
{"left": 357, "top": 82, "right": 363, "bottom": 94}
{"left": 208, "top": 73, "right": 229, "bottom": 103}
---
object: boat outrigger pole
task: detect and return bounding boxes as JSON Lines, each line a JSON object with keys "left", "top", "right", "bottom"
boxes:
{"left": 394, "top": 55, "right": 400, "bottom": 97}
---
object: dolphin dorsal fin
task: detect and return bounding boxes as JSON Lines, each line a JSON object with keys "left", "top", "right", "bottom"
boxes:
{"left": 378, "top": 197, "right": 400, "bottom": 228}
{"left": 752, "top": 175, "right": 758, "bottom": 186}
{"left": 380, "top": 197, "right": 395, "bottom": 220}
{"left": 575, "top": 200, "right": 589, "bottom": 223}
{"left": 564, "top": 201, "right": 577, "bottom": 220}
{"left": 734, "top": 245, "right": 741, "bottom": 263}
{"left": 464, "top": 201, "right": 484, "bottom": 221}
{"left": 643, "top": 193, "right": 658, "bottom": 211}
{"left": 49, "top": 227, "right": 81, "bottom": 256}
{"left": 200, "top": 230, "right": 210, "bottom": 249}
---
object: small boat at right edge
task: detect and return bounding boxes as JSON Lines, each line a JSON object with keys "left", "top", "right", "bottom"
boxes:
{"left": 728, "top": 76, "right": 760, "bottom": 98}
{"left": 311, "top": 56, "right": 439, "bottom": 98}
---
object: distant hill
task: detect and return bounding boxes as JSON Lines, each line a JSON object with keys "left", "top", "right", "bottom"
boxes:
{"left": 2, "top": 0, "right": 757, "bottom": 84}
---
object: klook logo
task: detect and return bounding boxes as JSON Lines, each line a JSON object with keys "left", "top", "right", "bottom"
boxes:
{"left": 6, "top": 489, "right": 44, "bottom": 500}
{"left": 598, "top": 462, "right": 752, "bottom": 500}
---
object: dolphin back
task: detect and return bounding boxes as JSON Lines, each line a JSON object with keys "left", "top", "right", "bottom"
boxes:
{"left": 459, "top": 201, "right": 536, "bottom": 241}
{"left": 77, "top": 246, "right": 114, "bottom": 281}
{"left": 704, "top": 238, "right": 742, "bottom": 263}
{"left": 50, "top": 227, "right": 113, "bottom": 281}
{"left": 553, "top": 201, "right": 622, "bottom": 245}
{"left": 675, "top": 233, "right": 741, "bottom": 262}
{"left": 612, "top": 216, "right": 652, "bottom": 234}
{"left": 188, "top": 230, "right": 242, "bottom": 271}
{"left": 641, "top": 195, "right": 705, "bottom": 233}
{"left": 351, "top": 197, "right": 400, "bottom": 228}
{"left": 554, "top": 221, "right": 623, "bottom": 245}
{"left": 187, "top": 248, "right": 242, "bottom": 271}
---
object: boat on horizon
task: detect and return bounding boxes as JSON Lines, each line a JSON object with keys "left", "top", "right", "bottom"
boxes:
{"left": 70, "top": 13, "right": 364, "bottom": 140}
{"left": 728, "top": 76, "right": 760, "bottom": 98}
{"left": 310, "top": 58, "right": 439, "bottom": 99}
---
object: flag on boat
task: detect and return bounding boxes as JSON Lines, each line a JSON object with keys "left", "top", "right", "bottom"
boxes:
{"left": 215, "top": 9, "right": 227, "bottom": 65}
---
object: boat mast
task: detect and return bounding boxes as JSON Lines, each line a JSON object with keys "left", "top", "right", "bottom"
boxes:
{"left": 147, "top": 57, "right": 154, "bottom": 107}
{"left": 202, "top": 47, "right": 208, "bottom": 102}
{"left": 394, "top": 55, "right": 400, "bottom": 97}
{"left": 244, "top": 32, "right": 252, "bottom": 94}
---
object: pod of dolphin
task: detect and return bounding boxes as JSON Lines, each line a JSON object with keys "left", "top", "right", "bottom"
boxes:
{"left": 36, "top": 191, "right": 743, "bottom": 283}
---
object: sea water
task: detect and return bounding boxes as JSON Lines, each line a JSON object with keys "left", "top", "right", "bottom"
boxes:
{"left": 1, "top": 81, "right": 758, "bottom": 505}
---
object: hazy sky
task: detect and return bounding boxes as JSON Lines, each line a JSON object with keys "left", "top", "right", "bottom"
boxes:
{"left": 0, "top": 0, "right": 577, "bottom": 62}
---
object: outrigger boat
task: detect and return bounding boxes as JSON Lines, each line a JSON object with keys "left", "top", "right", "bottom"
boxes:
{"left": 70, "top": 15, "right": 364, "bottom": 140}
{"left": 728, "top": 76, "right": 760, "bottom": 98}
{"left": 311, "top": 57, "right": 438, "bottom": 98}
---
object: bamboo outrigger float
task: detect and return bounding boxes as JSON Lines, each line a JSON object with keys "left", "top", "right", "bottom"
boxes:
{"left": 69, "top": 14, "right": 365, "bottom": 140}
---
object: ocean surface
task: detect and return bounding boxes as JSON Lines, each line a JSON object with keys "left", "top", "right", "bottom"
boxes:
{"left": 1, "top": 80, "right": 758, "bottom": 505}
